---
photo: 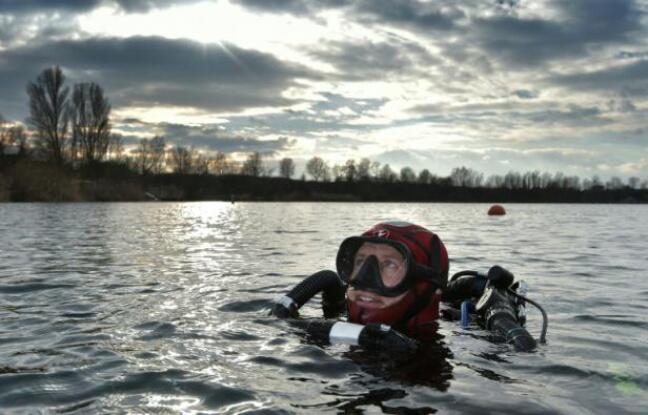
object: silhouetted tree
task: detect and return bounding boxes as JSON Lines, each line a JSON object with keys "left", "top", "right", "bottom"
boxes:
{"left": 71, "top": 82, "right": 112, "bottom": 164}
{"left": 306, "top": 156, "right": 329, "bottom": 181}
{"left": 169, "top": 146, "right": 195, "bottom": 174}
{"left": 343, "top": 159, "right": 357, "bottom": 182}
{"left": 331, "top": 164, "right": 343, "bottom": 181}
{"left": 109, "top": 133, "right": 124, "bottom": 161}
{"left": 0, "top": 115, "right": 8, "bottom": 159}
{"left": 279, "top": 157, "right": 295, "bottom": 179}
{"left": 450, "top": 166, "right": 483, "bottom": 187}
{"left": 241, "top": 152, "right": 264, "bottom": 176}
{"left": 418, "top": 169, "right": 433, "bottom": 184}
{"left": 26, "top": 66, "right": 70, "bottom": 165}
{"left": 378, "top": 163, "right": 397, "bottom": 182}
{"left": 628, "top": 177, "right": 640, "bottom": 189}
{"left": 134, "top": 136, "right": 166, "bottom": 174}
{"left": 400, "top": 166, "right": 416, "bottom": 183}
{"left": 357, "top": 158, "right": 372, "bottom": 181}
{"left": 606, "top": 176, "right": 623, "bottom": 190}
{"left": 210, "top": 151, "right": 236, "bottom": 175}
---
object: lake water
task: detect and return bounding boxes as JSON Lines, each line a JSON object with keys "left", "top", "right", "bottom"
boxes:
{"left": 0, "top": 202, "right": 646, "bottom": 414}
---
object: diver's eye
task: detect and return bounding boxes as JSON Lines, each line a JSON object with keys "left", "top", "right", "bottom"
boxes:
{"left": 353, "top": 256, "right": 365, "bottom": 268}
{"left": 381, "top": 259, "right": 400, "bottom": 272}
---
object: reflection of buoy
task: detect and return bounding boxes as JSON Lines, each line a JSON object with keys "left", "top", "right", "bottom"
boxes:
{"left": 488, "top": 204, "right": 506, "bottom": 216}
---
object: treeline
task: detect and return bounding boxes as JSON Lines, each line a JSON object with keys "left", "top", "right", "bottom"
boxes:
{"left": 1, "top": 66, "right": 647, "bottom": 202}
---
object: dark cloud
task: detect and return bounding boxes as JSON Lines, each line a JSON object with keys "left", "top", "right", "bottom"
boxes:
{"left": 352, "top": 0, "right": 460, "bottom": 32}
{"left": 0, "top": 36, "right": 316, "bottom": 118}
{"left": 309, "top": 37, "right": 440, "bottom": 80}
{"left": 118, "top": 118, "right": 295, "bottom": 154}
{"left": 232, "top": 0, "right": 458, "bottom": 31}
{"left": 0, "top": 0, "right": 102, "bottom": 13}
{"left": 0, "top": 0, "right": 200, "bottom": 14}
{"left": 549, "top": 59, "right": 648, "bottom": 96}
{"left": 468, "top": 0, "right": 642, "bottom": 66}
{"left": 512, "top": 89, "right": 538, "bottom": 99}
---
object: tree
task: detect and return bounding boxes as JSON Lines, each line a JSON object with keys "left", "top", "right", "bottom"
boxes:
{"left": 450, "top": 166, "right": 483, "bottom": 187}
{"left": 71, "top": 82, "right": 112, "bottom": 164}
{"left": 400, "top": 166, "right": 416, "bottom": 183}
{"left": 241, "top": 152, "right": 263, "bottom": 176}
{"left": 306, "top": 156, "right": 329, "bottom": 181}
{"left": 109, "top": 133, "right": 124, "bottom": 161}
{"left": 210, "top": 151, "right": 235, "bottom": 175}
{"left": 169, "top": 146, "right": 195, "bottom": 174}
{"left": 134, "top": 135, "right": 166, "bottom": 174}
{"left": 357, "top": 158, "right": 372, "bottom": 181}
{"left": 418, "top": 169, "right": 433, "bottom": 184}
{"left": 370, "top": 161, "right": 381, "bottom": 178}
{"left": 26, "top": 66, "right": 70, "bottom": 165}
{"left": 343, "top": 159, "right": 357, "bottom": 182}
{"left": 606, "top": 176, "right": 623, "bottom": 190}
{"left": 0, "top": 115, "right": 8, "bottom": 158}
{"left": 378, "top": 163, "right": 397, "bottom": 182}
{"left": 279, "top": 157, "right": 295, "bottom": 179}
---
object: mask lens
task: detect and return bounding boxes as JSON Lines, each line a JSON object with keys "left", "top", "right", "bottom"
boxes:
{"left": 351, "top": 244, "right": 408, "bottom": 289}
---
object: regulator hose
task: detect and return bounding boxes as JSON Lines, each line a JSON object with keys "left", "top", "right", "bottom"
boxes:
{"left": 271, "top": 271, "right": 419, "bottom": 353}
{"left": 288, "top": 319, "right": 419, "bottom": 353}
{"left": 271, "top": 270, "right": 346, "bottom": 318}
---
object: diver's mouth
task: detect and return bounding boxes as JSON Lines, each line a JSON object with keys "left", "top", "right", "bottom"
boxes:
{"left": 351, "top": 292, "right": 385, "bottom": 309}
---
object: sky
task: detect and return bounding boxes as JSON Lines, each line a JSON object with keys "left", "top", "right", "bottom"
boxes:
{"left": 1, "top": 0, "right": 648, "bottom": 179}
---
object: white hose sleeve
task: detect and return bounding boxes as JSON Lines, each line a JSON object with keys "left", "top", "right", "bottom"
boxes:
{"left": 328, "top": 322, "right": 365, "bottom": 345}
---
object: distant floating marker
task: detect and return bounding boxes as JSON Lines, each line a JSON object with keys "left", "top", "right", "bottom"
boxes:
{"left": 488, "top": 204, "right": 506, "bottom": 216}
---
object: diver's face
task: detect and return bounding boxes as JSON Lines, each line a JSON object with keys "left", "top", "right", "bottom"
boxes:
{"left": 347, "top": 243, "right": 408, "bottom": 309}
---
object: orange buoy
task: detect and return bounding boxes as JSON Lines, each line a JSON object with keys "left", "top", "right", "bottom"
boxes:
{"left": 488, "top": 204, "right": 506, "bottom": 216}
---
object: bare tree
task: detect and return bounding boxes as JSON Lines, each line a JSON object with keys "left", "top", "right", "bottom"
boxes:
{"left": 400, "top": 166, "right": 416, "bottom": 183}
{"left": 370, "top": 161, "right": 381, "bottom": 179}
{"left": 357, "top": 158, "right": 372, "bottom": 181}
{"left": 342, "top": 159, "right": 357, "bottom": 182}
{"left": 0, "top": 115, "right": 8, "bottom": 157}
{"left": 306, "top": 156, "right": 329, "bottom": 181}
{"left": 279, "top": 157, "right": 295, "bottom": 179}
{"left": 418, "top": 169, "right": 433, "bottom": 184}
{"left": 109, "top": 133, "right": 124, "bottom": 161}
{"left": 134, "top": 135, "right": 166, "bottom": 174}
{"left": 71, "top": 82, "right": 112, "bottom": 164}
{"left": 210, "top": 151, "right": 236, "bottom": 175}
{"left": 169, "top": 146, "right": 195, "bottom": 174}
{"left": 26, "top": 66, "right": 70, "bottom": 164}
{"left": 378, "top": 164, "right": 397, "bottom": 182}
{"left": 241, "top": 152, "right": 264, "bottom": 176}
{"left": 450, "top": 166, "right": 483, "bottom": 187}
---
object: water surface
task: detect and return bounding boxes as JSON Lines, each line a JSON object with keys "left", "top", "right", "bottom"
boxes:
{"left": 0, "top": 202, "right": 646, "bottom": 413}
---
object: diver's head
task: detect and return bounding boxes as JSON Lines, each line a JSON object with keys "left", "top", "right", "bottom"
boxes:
{"left": 336, "top": 222, "right": 448, "bottom": 329}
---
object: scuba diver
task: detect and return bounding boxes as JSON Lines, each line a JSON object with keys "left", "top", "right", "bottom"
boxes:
{"left": 272, "top": 221, "right": 547, "bottom": 353}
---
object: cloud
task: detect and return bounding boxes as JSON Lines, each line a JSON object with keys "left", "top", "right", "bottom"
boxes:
{"left": 118, "top": 118, "right": 295, "bottom": 154}
{"left": 231, "top": 0, "right": 351, "bottom": 16}
{"left": 353, "top": 0, "right": 459, "bottom": 32}
{"left": 0, "top": 0, "right": 102, "bottom": 13}
{"left": 512, "top": 89, "right": 538, "bottom": 99}
{"left": 468, "top": 0, "right": 642, "bottom": 67}
{"left": 549, "top": 59, "right": 648, "bottom": 96}
{"left": 309, "top": 37, "right": 440, "bottom": 80}
{"left": 0, "top": 0, "right": 200, "bottom": 14}
{"left": 0, "top": 36, "right": 316, "bottom": 118}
